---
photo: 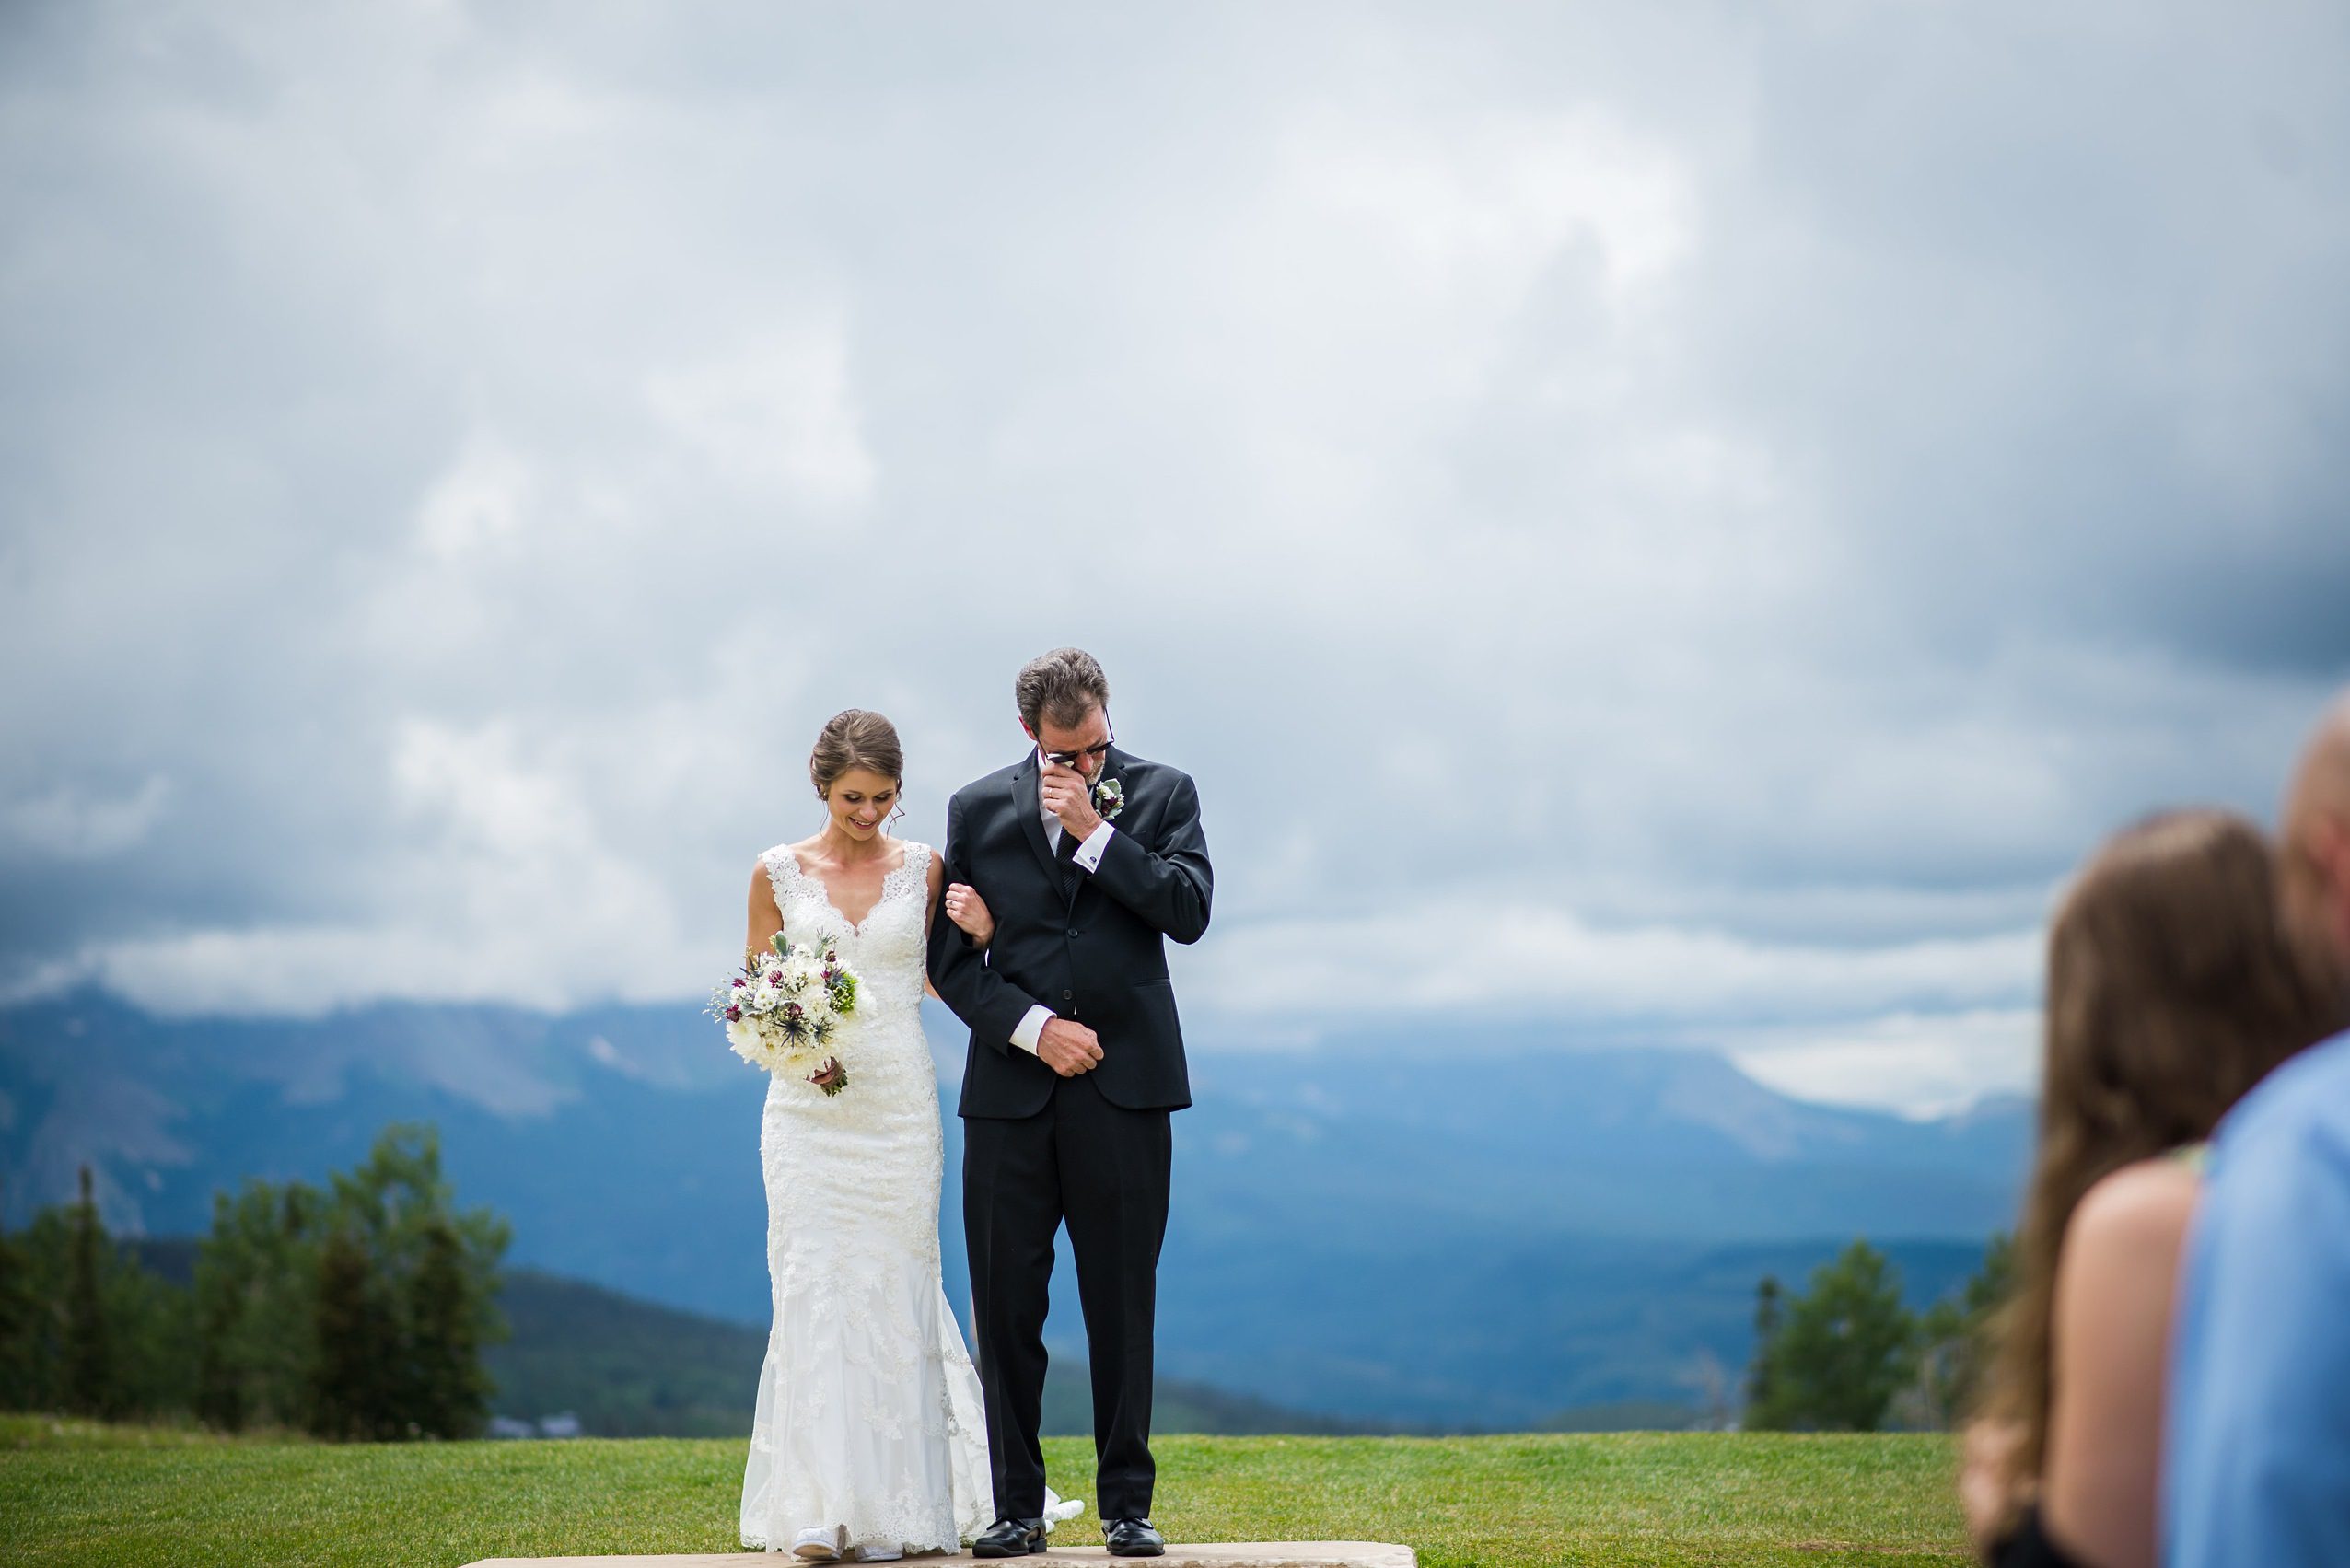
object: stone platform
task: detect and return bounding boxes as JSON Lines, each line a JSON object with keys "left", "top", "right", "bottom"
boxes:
{"left": 463, "top": 1547, "right": 1413, "bottom": 1568}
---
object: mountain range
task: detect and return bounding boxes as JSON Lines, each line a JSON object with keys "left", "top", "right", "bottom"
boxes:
{"left": 0, "top": 987, "right": 2028, "bottom": 1427}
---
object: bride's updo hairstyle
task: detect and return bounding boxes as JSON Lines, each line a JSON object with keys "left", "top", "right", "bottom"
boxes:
{"left": 809, "top": 709, "right": 903, "bottom": 801}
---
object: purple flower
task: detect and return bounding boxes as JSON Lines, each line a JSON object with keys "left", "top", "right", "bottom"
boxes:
{"left": 732, "top": 977, "right": 747, "bottom": 989}
{"left": 725, "top": 1005, "right": 741, "bottom": 1021}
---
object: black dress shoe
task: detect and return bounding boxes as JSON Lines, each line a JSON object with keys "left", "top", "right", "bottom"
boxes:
{"left": 971, "top": 1517, "right": 1049, "bottom": 1558}
{"left": 1102, "top": 1518, "right": 1165, "bottom": 1558}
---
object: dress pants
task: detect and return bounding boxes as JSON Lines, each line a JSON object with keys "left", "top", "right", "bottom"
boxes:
{"left": 962, "top": 1067, "right": 1172, "bottom": 1523}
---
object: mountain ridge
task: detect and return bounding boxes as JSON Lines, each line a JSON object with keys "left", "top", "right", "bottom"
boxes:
{"left": 1, "top": 986, "right": 2028, "bottom": 1424}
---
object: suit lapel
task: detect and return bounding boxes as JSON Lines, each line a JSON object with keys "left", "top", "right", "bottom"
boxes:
{"left": 1014, "top": 750, "right": 1057, "bottom": 882}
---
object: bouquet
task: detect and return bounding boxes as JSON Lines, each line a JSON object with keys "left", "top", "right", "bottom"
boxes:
{"left": 707, "top": 931, "right": 861, "bottom": 1096}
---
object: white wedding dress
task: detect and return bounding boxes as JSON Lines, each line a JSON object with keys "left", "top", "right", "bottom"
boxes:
{"left": 739, "top": 838, "right": 1079, "bottom": 1558}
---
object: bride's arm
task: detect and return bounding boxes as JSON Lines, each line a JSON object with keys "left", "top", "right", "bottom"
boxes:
{"left": 923, "top": 851, "right": 948, "bottom": 1002}
{"left": 927, "top": 800, "right": 1042, "bottom": 1050}
{"left": 745, "top": 859, "right": 782, "bottom": 966}
{"left": 923, "top": 854, "right": 995, "bottom": 1005}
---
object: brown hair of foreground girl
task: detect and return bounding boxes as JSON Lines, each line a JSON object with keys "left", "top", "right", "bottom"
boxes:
{"left": 1967, "top": 807, "right": 2343, "bottom": 1568}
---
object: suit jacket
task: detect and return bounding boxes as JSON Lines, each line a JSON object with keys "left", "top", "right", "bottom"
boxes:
{"left": 928, "top": 744, "right": 1212, "bottom": 1119}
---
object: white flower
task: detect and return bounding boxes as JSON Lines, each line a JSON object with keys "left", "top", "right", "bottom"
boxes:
{"left": 726, "top": 1016, "right": 766, "bottom": 1067}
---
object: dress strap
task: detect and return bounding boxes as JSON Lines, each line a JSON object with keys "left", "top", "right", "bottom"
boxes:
{"left": 888, "top": 840, "right": 931, "bottom": 901}
{"left": 760, "top": 843, "right": 801, "bottom": 912}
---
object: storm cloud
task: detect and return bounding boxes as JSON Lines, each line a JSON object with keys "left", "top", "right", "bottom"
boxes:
{"left": 4, "top": 0, "right": 2346, "bottom": 1114}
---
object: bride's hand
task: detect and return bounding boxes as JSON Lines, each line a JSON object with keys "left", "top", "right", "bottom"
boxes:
{"left": 944, "top": 882, "right": 995, "bottom": 947}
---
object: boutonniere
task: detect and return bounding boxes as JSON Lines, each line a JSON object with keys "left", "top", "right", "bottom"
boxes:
{"left": 1091, "top": 776, "right": 1124, "bottom": 821}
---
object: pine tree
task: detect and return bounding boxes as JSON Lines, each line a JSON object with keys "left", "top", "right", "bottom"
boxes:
{"left": 0, "top": 1178, "right": 35, "bottom": 1411}
{"left": 324, "top": 1122, "right": 510, "bottom": 1441}
{"left": 1744, "top": 1274, "right": 1783, "bottom": 1428}
{"left": 64, "top": 1166, "right": 111, "bottom": 1417}
{"left": 407, "top": 1216, "right": 492, "bottom": 1438}
{"left": 311, "top": 1223, "right": 394, "bottom": 1440}
{"left": 1748, "top": 1239, "right": 1918, "bottom": 1432}
{"left": 192, "top": 1173, "right": 348, "bottom": 1434}
{"left": 193, "top": 1190, "right": 248, "bottom": 1432}
{"left": 6, "top": 1208, "right": 75, "bottom": 1411}
{"left": 100, "top": 1246, "right": 199, "bottom": 1419}
{"left": 1916, "top": 1231, "right": 2015, "bottom": 1425}
{"left": 188, "top": 1126, "right": 508, "bottom": 1440}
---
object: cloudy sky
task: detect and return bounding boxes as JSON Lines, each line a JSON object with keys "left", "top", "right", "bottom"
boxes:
{"left": 4, "top": 1, "right": 2345, "bottom": 1116}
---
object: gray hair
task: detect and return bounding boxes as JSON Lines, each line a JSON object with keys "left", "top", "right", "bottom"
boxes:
{"left": 1015, "top": 647, "right": 1110, "bottom": 733}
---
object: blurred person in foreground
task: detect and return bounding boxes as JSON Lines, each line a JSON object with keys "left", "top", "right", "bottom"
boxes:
{"left": 1961, "top": 808, "right": 2341, "bottom": 1568}
{"left": 2163, "top": 693, "right": 2350, "bottom": 1568}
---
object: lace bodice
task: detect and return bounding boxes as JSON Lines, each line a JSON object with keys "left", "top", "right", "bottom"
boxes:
{"left": 759, "top": 839, "right": 933, "bottom": 1022}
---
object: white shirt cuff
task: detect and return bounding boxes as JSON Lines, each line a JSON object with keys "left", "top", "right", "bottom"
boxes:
{"left": 1010, "top": 1004, "right": 1052, "bottom": 1056}
{"left": 1071, "top": 819, "right": 1115, "bottom": 872}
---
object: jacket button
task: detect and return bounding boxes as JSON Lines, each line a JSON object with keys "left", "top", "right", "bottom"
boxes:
{"left": 1066, "top": 928, "right": 1080, "bottom": 939}
{"left": 1062, "top": 989, "right": 1074, "bottom": 1001}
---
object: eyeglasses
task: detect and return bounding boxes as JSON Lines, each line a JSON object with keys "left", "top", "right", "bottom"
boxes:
{"left": 1042, "top": 725, "right": 1114, "bottom": 769}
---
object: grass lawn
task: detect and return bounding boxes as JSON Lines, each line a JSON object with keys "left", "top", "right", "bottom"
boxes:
{"left": 0, "top": 1416, "right": 1968, "bottom": 1567}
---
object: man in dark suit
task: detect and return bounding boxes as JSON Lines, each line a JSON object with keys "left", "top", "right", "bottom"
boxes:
{"left": 928, "top": 647, "right": 1212, "bottom": 1560}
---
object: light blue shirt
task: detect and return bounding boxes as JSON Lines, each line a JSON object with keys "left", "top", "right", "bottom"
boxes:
{"left": 2164, "top": 1028, "right": 2350, "bottom": 1567}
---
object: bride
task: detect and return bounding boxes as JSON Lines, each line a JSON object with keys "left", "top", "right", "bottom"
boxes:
{"left": 739, "top": 708, "right": 1080, "bottom": 1561}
